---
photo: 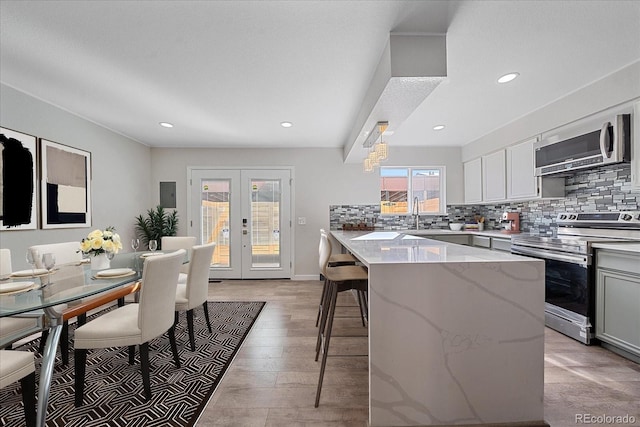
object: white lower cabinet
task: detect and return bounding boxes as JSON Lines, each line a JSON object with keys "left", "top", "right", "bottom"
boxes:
{"left": 596, "top": 249, "right": 640, "bottom": 362}
{"left": 491, "top": 237, "right": 512, "bottom": 252}
{"left": 428, "top": 234, "right": 471, "bottom": 245}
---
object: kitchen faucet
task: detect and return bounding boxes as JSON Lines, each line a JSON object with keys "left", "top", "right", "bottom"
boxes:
{"left": 413, "top": 196, "right": 420, "bottom": 230}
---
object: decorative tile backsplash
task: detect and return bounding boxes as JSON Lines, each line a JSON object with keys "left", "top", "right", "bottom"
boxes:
{"left": 330, "top": 163, "right": 639, "bottom": 236}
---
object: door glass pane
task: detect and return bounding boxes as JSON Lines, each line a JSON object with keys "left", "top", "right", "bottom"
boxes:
{"left": 201, "top": 179, "right": 230, "bottom": 267}
{"left": 250, "top": 179, "right": 281, "bottom": 268}
{"left": 412, "top": 169, "right": 441, "bottom": 213}
{"left": 380, "top": 168, "right": 408, "bottom": 214}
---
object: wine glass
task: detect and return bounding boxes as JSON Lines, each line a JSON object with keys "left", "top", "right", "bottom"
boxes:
{"left": 42, "top": 253, "right": 56, "bottom": 286}
{"left": 131, "top": 238, "right": 140, "bottom": 272}
{"left": 148, "top": 240, "right": 158, "bottom": 253}
{"left": 26, "top": 250, "right": 36, "bottom": 275}
{"left": 106, "top": 250, "right": 115, "bottom": 262}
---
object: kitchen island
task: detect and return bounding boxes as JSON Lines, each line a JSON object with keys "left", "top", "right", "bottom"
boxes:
{"left": 330, "top": 230, "right": 546, "bottom": 427}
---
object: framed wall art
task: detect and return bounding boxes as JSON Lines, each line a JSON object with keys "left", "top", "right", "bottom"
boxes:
{"left": 0, "top": 127, "right": 38, "bottom": 231}
{"left": 40, "top": 139, "right": 92, "bottom": 229}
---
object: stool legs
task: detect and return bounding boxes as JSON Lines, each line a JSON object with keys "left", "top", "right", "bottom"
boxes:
{"left": 315, "top": 280, "right": 338, "bottom": 407}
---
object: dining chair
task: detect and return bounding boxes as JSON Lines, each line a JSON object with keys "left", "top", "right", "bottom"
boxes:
{"left": 74, "top": 249, "right": 185, "bottom": 405}
{"left": 315, "top": 232, "right": 368, "bottom": 407}
{"left": 0, "top": 350, "right": 36, "bottom": 427}
{"left": 0, "top": 249, "right": 45, "bottom": 350}
{"left": 162, "top": 236, "right": 197, "bottom": 284}
{"left": 29, "top": 242, "right": 83, "bottom": 269}
{"left": 30, "top": 242, "right": 85, "bottom": 366}
{"left": 174, "top": 242, "right": 216, "bottom": 351}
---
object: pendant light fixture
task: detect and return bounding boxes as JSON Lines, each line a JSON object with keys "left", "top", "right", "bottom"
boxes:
{"left": 362, "top": 121, "right": 388, "bottom": 172}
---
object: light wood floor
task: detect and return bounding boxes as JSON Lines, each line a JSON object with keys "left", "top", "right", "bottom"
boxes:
{"left": 198, "top": 279, "right": 640, "bottom": 427}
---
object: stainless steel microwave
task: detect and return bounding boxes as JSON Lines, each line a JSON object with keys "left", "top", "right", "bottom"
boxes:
{"left": 534, "top": 114, "right": 631, "bottom": 176}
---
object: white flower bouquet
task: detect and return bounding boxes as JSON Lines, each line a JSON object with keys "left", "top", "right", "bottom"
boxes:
{"left": 80, "top": 226, "right": 123, "bottom": 256}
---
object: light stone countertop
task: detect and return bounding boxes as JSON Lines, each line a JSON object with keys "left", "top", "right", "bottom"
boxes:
{"left": 330, "top": 230, "right": 532, "bottom": 267}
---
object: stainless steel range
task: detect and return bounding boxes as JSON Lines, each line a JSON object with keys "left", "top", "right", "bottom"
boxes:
{"left": 511, "top": 211, "right": 640, "bottom": 344}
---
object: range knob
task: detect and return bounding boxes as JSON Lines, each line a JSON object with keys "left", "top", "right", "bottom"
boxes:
{"left": 622, "top": 214, "right": 632, "bottom": 221}
{"left": 559, "top": 214, "right": 567, "bottom": 220}
{"left": 569, "top": 214, "right": 577, "bottom": 220}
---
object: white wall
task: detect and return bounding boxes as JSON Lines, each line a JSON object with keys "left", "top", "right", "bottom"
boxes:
{"left": 151, "top": 145, "right": 462, "bottom": 278}
{"left": 462, "top": 61, "right": 640, "bottom": 161}
{"left": 0, "top": 84, "right": 152, "bottom": 270}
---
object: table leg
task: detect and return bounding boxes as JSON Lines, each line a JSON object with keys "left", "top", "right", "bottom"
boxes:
{"left": 37, "top": 313, "right": 62, "bottom": 427}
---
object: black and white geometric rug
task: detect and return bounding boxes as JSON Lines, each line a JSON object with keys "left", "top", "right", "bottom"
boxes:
{"left": 0, "top": 301, "right": 265, "bottom": 427}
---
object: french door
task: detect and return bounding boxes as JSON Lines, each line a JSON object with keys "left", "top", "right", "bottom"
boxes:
{"left": 189, "top": 168, "right": 292, "bottom": 279}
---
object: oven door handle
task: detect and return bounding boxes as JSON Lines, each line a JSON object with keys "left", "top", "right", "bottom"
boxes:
{"left": 511, "top": 246, "right": 589, "bottom": 266}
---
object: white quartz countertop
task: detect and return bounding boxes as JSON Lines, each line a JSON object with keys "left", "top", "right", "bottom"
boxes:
{"left": 592, "top": 242, "right": 640, "bottom": 253}
{"left": 330, "top": 230, "right": 536, "bottom": 267}
{"left": 404, "top": 228, "right": 518, "bottom": 238}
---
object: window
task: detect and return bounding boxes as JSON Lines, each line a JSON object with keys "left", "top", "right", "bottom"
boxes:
{"left": 380, "top": 167, "right": 446, "bottom": 215}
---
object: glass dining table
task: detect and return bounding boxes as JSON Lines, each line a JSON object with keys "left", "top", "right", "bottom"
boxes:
{"left": 0, "top": 252, "right": 143, "bottom": 427}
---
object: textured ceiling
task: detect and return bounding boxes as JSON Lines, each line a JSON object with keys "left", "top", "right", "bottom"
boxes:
{"left": 1, "top": 1, "right": 639, "bottom": 162}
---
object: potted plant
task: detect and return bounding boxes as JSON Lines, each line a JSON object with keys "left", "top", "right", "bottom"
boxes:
{"left": 134, "top": 205, "right": 178, "bottom": 250}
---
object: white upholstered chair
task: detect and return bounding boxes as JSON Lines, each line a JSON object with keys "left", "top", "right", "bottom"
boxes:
{"left": 29, "top": 241, "right": 82, "bottom": 269}
{"left": 0, "top": 248, "right": 12, "bottom": 276}
{"left": 0, "top": 249, "right": 44, "bottom": 349}
{"left": 174, "top": 242, "right": 216, "bottom": 351}
{"left": 0, "top": 350, "right": 36, "bottom": 427}
{"left": 74, "top": 249, "right": 185, "bottom": 405}
{"left": 29, "top": 242, "right": 84, "bottom": 366}
{"left": 161, "top": 236, "right": 197, "bottom": 284}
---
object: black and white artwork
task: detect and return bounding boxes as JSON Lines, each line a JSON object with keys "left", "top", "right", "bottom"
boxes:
{"left": 40, "top": 139, "right": 92, "bottom": 229}
{"left": 0, "top": 127, "right": 38, "bottom": 230}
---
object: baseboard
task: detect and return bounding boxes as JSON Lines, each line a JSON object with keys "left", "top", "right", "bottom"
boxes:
{"left": 292, "top": 274, "right": 318, "bottom": 281}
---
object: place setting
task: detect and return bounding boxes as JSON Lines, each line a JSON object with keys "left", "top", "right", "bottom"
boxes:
{"left": 0, "top": 280, "right": 38, "bottom": 295}
{"left": 139, "top": 239, "right": 164, "bottom": 258}
{"left": 91, "top": 268, "right": 136, "bottom": 280}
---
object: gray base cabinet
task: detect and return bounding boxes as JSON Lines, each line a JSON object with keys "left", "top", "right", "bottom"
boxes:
{"left": 596, "top": 249, "right": 640, "bottom": 361}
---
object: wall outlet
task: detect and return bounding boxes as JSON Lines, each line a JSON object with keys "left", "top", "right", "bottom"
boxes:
{"left": 298, "top": 217, "right": 306, "bottom": 225}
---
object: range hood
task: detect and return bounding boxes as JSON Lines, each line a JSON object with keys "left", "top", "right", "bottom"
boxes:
{"left": 343, "top": 34, "right": 447, "bottom": 164}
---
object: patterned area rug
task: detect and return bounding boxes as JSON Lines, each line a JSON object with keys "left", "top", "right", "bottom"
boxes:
{"left": 0, "top": 301, "right": 265, "bottom": 427}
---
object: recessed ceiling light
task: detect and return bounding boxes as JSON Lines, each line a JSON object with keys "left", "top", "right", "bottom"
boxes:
{"left": 433, "top": 125, "right": 445, "bottom": 131}
{"left": 159, "top": 122, "right": 174, "bottom": 128}
{"left": 281, "top": 121, "right": 293, "bottom": 128}
{"left": 497, "top": 72, "right": 519, "bottom": 84}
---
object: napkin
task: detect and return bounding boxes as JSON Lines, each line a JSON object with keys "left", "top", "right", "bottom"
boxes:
{"left": 95, "top": 268, "right": 134, "bottom": 278}
{"left": 10, "top": 269, "right": 49, "bottom": 277}
{"left": 0, "top": 281, "right": 35, "bottom": 293}
{"left": 141, "top": 252, "right": 164, "bottom": 257}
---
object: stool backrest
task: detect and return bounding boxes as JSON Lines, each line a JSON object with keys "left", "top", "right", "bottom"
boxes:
{"left": 318, "top": 232, "right": 332, "bottom": 277}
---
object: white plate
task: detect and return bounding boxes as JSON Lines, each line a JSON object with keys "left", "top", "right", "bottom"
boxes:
{"left": 141, "top": 252, "right": 164, "bottom": 258}
{"left": 96, "top": 268, "right": 134, "bottom": 278}
{"left": 10, "top": 269, "right": 50, "bottom": 278}
{"left": 0, "top": 281, "right": 35, "bottom": 293}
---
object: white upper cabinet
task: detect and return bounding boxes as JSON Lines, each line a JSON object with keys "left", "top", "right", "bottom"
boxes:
{"left": 482, "top": 150, "right": 506, "bottom": 202}
{"left": 463, "top": 157, "right": 483, "bottom": 203}
{"left": 506, "top": 137, "right": 538, "bottom": 199}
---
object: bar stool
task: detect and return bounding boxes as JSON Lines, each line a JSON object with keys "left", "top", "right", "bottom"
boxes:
{"left": 316, "top": 230, "right": 367, "bottom": 327}
{"left": 315, "top": 232, "right": 368, "bottom": 407}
